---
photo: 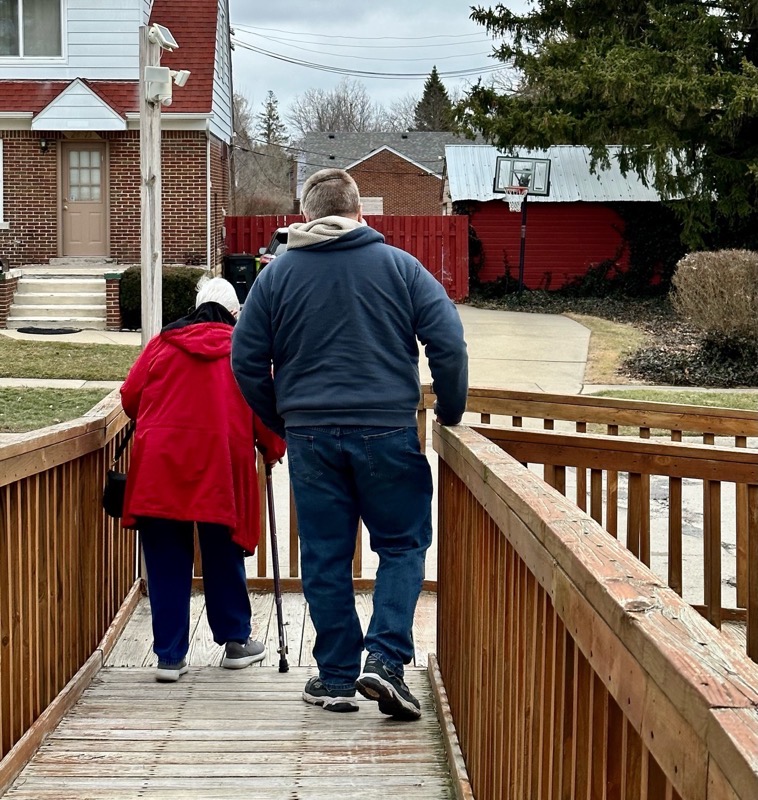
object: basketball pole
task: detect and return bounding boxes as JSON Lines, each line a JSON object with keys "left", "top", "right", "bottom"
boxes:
{"left": 517, "top": 189, "right": 527, "bottom": 295}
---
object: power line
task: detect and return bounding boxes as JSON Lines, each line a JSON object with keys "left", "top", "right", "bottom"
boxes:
{"left": 233, "top": 143, "right": 442, "bottom": 179}
{"left": 232, "top": 24, "right": 490, "bottom": 42}
{"left": 235, "top": 32, "right": 491, "bottom": 62}
{"left": 233, "top": 25, "right": 494, "bottom": 50}
{"left": 243, "top": 135, "right": 455, "bottom": 167}
{"left": 232, "top": 38, "right": 502, "bottom": 80}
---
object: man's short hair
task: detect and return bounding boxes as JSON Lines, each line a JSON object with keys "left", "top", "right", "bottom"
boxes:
{"left": 300, "top": 168, "right": 361, "bottom": 221}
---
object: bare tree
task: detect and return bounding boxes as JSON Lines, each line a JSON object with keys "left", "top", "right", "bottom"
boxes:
{"left": 379, "top": 92, "right": 419, "bottom": 132}
{"left": 233, "top": 92, "right": 294, "bottom": 215}
{"left": 286, "top": 78, "right": 385, "bottom": 136}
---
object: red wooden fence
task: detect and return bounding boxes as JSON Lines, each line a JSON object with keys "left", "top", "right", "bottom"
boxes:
{"left": 225, "top": 215, "right": 469, "bottom": 301}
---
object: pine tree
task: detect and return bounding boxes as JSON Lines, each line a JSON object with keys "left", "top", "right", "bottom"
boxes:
{"left": 413, "top": 67, "right": 454, "bottom": 131}
{"left": 255, "top": 91, "right": 289, "bottom": 146}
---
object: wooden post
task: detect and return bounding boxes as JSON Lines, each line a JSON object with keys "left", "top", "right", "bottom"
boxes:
{"left": 139, "top": 26, "right": 163, "bottom": 348}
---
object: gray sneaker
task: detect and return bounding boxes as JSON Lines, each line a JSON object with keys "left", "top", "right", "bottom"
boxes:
{"left": 221, "top": 638, "right": 266, "bottom": 669}
{"left": 156, "top": 659, "right": 188, "bottom": 683}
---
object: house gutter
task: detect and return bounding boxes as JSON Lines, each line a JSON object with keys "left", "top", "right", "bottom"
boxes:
{"left": 206, "top": 120, "right": 212, "bottom": 273}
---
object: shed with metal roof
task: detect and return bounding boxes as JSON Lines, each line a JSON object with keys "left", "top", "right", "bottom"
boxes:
{"left": 444, "top": 145, "right": 664, "bottom": 289}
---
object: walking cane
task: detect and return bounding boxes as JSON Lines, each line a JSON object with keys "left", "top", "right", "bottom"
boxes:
{"left": 265, "top": 464, "right": 289, "bottom": 673}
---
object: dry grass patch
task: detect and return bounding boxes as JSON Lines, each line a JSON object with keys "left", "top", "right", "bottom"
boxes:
{"left": 565, "top": 313, "right": 649, "bottom": 384}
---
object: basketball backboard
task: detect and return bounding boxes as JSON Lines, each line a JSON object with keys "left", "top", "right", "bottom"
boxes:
{"left": 493, "top": 156, "right": 551, "bottom": 196}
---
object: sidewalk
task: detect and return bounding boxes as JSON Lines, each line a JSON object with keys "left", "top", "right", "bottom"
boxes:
{"left": 1, "top": 305, "right": 594, "bottom": 395}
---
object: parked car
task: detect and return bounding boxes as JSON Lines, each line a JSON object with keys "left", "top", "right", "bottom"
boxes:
{"left": 259, "top": 228, "right": 288, "bottom": 267}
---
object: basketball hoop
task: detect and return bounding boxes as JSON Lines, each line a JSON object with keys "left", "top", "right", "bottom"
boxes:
{"left": 503, "top": 185, "right": 527, "bottom": 213}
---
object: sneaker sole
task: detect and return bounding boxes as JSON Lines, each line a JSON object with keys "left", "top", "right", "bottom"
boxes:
{"left": 221, "top": 650, "right": 266, "bottom": 669}
{"left": 155, "top": 664, "right": 189, "bottom": 683}
{"left": 355, "top": 674, "right": 421, "bottom": 720}
{"left": 302, "top": 690, "right": 360, "bottom": 713}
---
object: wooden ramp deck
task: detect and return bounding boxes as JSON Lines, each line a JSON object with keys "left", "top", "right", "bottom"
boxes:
{"left": 2, "top": 592, "right": 455, "bottom": 800}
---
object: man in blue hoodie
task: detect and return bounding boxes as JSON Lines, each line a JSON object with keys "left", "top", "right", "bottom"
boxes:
{"left": 232, "top": 168, "right": 468, "bottom": 720}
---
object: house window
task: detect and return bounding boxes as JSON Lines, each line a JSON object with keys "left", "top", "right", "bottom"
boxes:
{"left": 0, "top": 0, "right": 62, "bottom": 57}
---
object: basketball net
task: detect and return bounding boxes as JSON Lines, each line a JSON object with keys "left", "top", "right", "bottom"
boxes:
{"left": 504, "top": 186, "right": 527, "bottom": 213}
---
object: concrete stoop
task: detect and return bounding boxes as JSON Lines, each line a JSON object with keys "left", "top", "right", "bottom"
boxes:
{"left": 4, "top": 261, "right": 124, "bottom": 330}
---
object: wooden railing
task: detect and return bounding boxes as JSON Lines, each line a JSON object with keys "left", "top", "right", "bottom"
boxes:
{"left": 0, "top": 392, "right": 139, "bottom": 766}
{"left": 473, "top": 425, "right": 758, "bottom": 658}
{"left": 435, "top": 422, "right": 758, "bottom": 800}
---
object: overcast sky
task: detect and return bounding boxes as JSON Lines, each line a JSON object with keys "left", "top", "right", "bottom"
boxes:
{"left": 227, "top": 1, "right": 523, "bottom": 133}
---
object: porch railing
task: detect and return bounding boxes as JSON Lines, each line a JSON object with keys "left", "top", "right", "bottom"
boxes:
{"left": 435, "top": 422, "right": 758, "bottom": 800}
{"left": 0, "top": 393, "right": 138, "bottom": 766}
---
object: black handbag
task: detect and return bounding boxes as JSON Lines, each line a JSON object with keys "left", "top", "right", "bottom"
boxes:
{"left": 103, "top": 422, "right": 135, "bottom": 519}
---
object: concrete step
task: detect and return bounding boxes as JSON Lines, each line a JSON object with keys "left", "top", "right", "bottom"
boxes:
{"left": 47, "top": 257, "right": 116, "bottom": 266}
{"left": 6, "top": 316, "right": 107, "bottom": 331}
{"left": 13, "top": 292, "right": 106, "bottom": 306}
{"left": 16, "top": 278, "right": 105, "bottom": 293}
{"left": 8, "top": 304, "right": 106, "bottom": 319}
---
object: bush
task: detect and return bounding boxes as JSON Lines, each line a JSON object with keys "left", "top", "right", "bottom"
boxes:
{"left": 671, "top": 250, "right": 758, "bottom": 348}
{"left": 120, "top": 265, "right": 206, "bottom": 330}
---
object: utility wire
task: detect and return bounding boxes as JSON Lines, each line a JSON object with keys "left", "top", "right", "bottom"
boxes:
{"left": 232, "top": 139, "right": 442, "bottom": 178}
{"left": 235, "top": 33, "right": 491, "bottom": 62}
{"left": 233, "top": 25, "right": 495, "bottom": 50}
{"left": 232, "top": 38, "right": 502, "bottom": 79}
{"left": 242, "top": 135, "right": 457, "bottom": 166}
{"left": 233, "top": 142, "right": 445, "bottom": 179}
{"left": 232, "top": 24, "right": 490, "bottom": 42}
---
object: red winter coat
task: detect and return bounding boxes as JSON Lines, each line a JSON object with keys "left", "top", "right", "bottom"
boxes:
{"left": 120, "top": 320, "right": 286, "bottom": 554}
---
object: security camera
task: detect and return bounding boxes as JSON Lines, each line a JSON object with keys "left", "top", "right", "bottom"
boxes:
{"left": 148, "top": 24, "right": 178, "bottom": 51}
{"left": 171, "top": 69, "right": 191, "bottom": 88}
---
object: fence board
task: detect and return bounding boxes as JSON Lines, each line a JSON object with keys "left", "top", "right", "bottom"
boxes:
{"left": 225, "top": 215, "right": 469, "bottom": 300}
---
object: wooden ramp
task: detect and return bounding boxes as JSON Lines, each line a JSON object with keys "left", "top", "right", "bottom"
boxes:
{"left": 2, "top": 592, "right": 455, "bottom": 799}
{"left": 4, "top": 667, "right": 452, "bottom": 799}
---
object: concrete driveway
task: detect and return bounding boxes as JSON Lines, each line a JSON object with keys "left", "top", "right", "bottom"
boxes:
{"left": 419, "top": 304, "right": 590, "bottom": 394}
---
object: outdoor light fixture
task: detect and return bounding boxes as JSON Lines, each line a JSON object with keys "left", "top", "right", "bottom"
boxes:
{"left": 39, "top": 138, "right": 49, "bottom": 154}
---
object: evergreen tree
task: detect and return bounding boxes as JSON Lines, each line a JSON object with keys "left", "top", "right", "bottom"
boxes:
{"left": 256, "top": 90, "right": 289, "bottom": 146}
{"left": 464, "top": 1, "right": 758, "bottom": 248}
{"left": 414, "top": 67, "right": 454, "bottom": 131}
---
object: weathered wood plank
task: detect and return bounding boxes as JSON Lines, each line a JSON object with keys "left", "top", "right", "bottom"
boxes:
{"left": 5, "top": 665, "right": 454, "bottom": 800}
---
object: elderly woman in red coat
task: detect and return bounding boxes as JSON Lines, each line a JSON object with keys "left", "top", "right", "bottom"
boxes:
{"left": 121, "top": 277, "right": 286, "bottom": 682}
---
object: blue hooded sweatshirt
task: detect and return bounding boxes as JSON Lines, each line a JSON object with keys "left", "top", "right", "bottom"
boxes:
{"left": 231, "top": 225, "right": 468, "bottom": 438}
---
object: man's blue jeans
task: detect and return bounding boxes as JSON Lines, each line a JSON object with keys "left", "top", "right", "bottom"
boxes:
{"left": 286, "top": 425, "right": 433, "bottom": 692}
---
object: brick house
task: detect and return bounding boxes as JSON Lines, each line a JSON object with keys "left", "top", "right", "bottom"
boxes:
{"left": 293, "top": 132, "right": 476, "bottom": 215}
{"left": 0, "top": 0, "right": 232, "bottom": 271}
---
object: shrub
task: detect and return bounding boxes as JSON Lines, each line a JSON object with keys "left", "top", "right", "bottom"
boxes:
{"left": 120, "top": 265, "right": 206, "bottom": 330}
{"left": 671, "top": 250, "right": 758, "bottom": 348}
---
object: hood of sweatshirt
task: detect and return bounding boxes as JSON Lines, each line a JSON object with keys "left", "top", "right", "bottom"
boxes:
{"left": 287, "top": 217, "right": 385, "bottom": 251}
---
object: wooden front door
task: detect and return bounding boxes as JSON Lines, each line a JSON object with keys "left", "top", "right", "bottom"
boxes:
{"left": 62, "top": 142, "right": 107, "bottom": 257}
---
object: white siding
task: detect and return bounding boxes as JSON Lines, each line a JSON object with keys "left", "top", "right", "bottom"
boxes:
{"left": 32, "top": 79, "right": 126, "bottom": 130}
{"left": 142, "top": 0, "right": 153, "bottom": 24}
{"left": 209, "top": 0, "right": 233, "bottom": 143}
{"left": 0, "top": 0, "right": 141, "bottom": 80}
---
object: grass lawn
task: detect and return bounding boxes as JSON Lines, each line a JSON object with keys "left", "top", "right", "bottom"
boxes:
{"left": 0, "top": 388, "right": 113, "bottom": 433}
{"left": 0, "top": 337, "right": 140, "bottom": 381}
{"left": 565, "top": 312, "right": 649, "bottom": 384}
{"left": 594, "top": 388, "right": 758, "bottom": 411}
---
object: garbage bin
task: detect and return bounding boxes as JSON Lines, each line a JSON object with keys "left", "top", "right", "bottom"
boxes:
{"left": 222, "top": 254, "right": 257, "bottom": 303}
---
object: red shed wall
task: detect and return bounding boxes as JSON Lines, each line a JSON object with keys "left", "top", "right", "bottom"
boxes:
{"left": 469, "top": 201, "right": 628, "bottom": 289}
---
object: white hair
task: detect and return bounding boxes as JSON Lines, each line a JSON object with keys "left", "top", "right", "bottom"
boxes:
{"left": 195, "top": 276, "right": 240, "bottom": 315}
